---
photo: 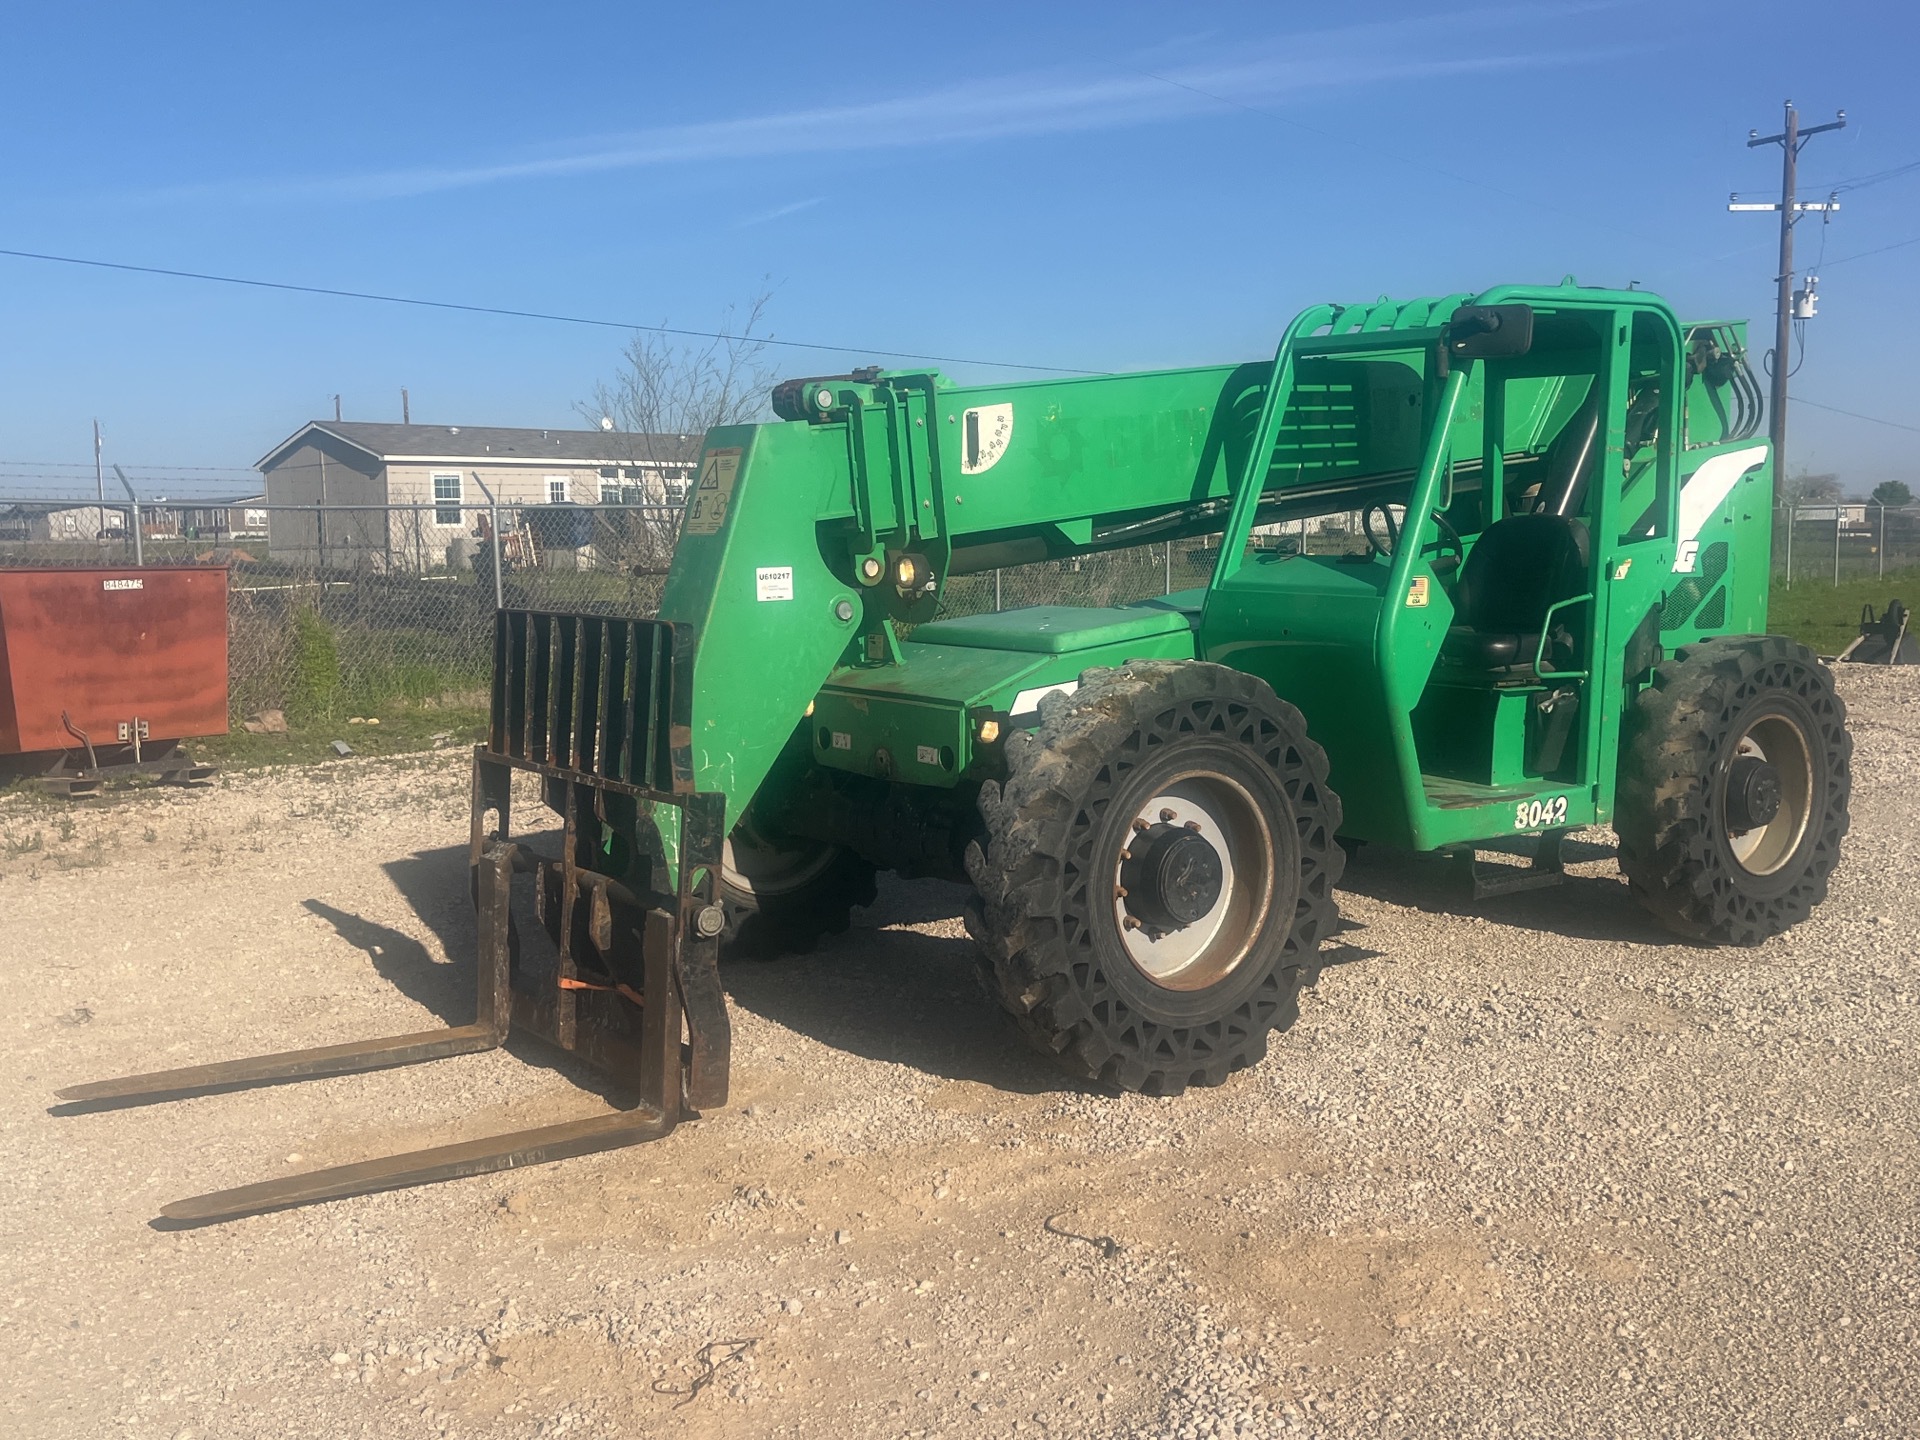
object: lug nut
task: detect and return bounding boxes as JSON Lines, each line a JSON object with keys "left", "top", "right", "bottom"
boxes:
{"left": 1119, "top": 849, "right": 1134, "bottom": 863}
{"left": 1114, "top": 885, "right": 1128, "bottom": 899}
{"left": 1131, "top": 818, "right": 1151, "bottom": 833}
{"left": 1159, "top": 808, "right": 1176, "bottom": 822}
{"left": 1184, "top": 820, "right": 1202, "bottom": 833}
{"left": 1123, "top": 916, "right": 1143, "bottom": 931}
{"left": 694, "top": 904, "right": 726, "bottom": 937}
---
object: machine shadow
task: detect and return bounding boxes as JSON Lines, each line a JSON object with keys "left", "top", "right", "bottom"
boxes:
{"left": 720, "top": 879, "right": 1083, "bottom": 1097}
{"left": 302, "top": 899, "right": 471, "bottom": 1028}
{"left": 1335, "top": 834, "right": 1690, "bottom": 947}
{"left": 302, "top": 840, "right": 642, "bottom": 1106}
{"left": 364, "top": 846, "right": 1068, "bottom": 1096}
{"left": 356, "top": 854, "right": 1396, "bottom": 1102}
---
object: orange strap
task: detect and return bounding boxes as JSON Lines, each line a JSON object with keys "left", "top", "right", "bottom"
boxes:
{"left": 556, "top": 976, "right": 645, "bottom": 1006}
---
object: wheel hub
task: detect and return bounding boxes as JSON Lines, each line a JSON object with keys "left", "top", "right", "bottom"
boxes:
{"left": 1723, "top": 715, "right": 1816, "bottom": 876}
{"left": 1120, "top": 824, "right": 1225, "bottom": 933}
{"left": 1725, "top": 755, "right": 1782, "bottom": 832}
{"left": 1109, "top": 775, "right": 1276, "bottom": 992}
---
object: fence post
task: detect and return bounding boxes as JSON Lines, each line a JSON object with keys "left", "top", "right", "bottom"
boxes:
{"left": 1834, "top": 504, "right": 1842, "bottom": 585}
{"left": 471, "top": 471, "right": 504, "bottom": 611}
{"left": 110, "top": 464, "right": 143, "bottom": 567}
{"left": 1878, "top": 501, "right": 1886, "bottom": 581}
{"left": 993, "top": 568, "right": 1002, "bottom": 612}
{"left": 1164, "top": 542, "right": 1173, "bottom": 595}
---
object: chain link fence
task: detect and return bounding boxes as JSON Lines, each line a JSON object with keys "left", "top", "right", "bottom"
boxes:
{"left": 0, "top": 501, "right": 683, "bottom": 725}
{"left": 0, "top": 499, "right": 1375, "bottom": 725}
{"left": 12, "top": 490, "right": 1904, "bottom": 723}
{"left": 936, "top": 515, "right": 1367, "bottom": 618}
{"left": 1771, "top": 503, "right": 1920, "bottom": 585}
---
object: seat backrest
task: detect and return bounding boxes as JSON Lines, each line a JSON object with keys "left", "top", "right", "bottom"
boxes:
{"left": 1535, "top": 396, "right": 1601, "bottom": 518}
{"left": 1453, "top": 513, "right": 1591, "bottom": 635}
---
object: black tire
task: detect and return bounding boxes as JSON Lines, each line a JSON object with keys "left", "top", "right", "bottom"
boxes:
{"left": 719, "top": 829, "right": 878, "bottom": 959}
{"left": 964, "top": 660, "right": 1344, "bottom": 1095}
{"left": 1616, "top": 635, "right": 1850, "bottom": 946}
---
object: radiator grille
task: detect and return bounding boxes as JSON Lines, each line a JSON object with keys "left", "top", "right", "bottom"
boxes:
{"left": 488, "top": 610, "right": 685, "bottom": 793}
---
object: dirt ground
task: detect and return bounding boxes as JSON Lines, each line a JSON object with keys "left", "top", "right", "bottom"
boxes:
{"left": 4, "top": 667, "right": 1917, "bottom": 1440}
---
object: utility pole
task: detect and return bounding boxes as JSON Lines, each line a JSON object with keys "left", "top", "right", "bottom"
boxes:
{"left": 333, "top": 394, "right": 343, "bottom": 422}
{"left": 92, "top": 419, "right": 106, "bottom": 540}
{"left": 1730, "top": 99, "right": 1845, "bottom": 479}
{"left": 401, "top": 387, "right": 410, "bottom": 424}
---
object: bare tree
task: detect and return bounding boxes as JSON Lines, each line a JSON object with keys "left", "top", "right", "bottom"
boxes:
{"left": 1779, "top": 470, "right": 1843, "bottom": 507}
{"left": 578, "top": 290, "right": 776, "bottom": 467}
{"left": 576, "top": 291, "right": 776, "bottom": 581}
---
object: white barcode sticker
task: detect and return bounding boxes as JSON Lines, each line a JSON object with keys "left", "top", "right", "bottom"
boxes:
{"left": 756, "top": 566, "right": 794, "bottom": 602}
{"left": 102, "top": 578, "right": 144, "bottom": 591}
{"left": 916, "top": 744, "right": 939, "bottom": 766}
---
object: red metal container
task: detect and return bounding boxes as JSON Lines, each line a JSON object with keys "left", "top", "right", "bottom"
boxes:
{"left": 0, "top": 567, "right": 229, "bottom": 756}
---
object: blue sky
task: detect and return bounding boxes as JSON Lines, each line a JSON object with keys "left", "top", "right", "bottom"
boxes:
{"left": 0, "top": 0, "right": 1913, "bottom": 498}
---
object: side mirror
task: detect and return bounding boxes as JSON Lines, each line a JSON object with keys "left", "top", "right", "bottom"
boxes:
{"left": 1445, "top": 304, "right": 1534, "bottom": 360}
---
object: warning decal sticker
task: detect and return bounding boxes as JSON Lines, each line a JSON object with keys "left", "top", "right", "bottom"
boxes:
{"left": 684, "top": 448, "right": 742, "bottom": 535}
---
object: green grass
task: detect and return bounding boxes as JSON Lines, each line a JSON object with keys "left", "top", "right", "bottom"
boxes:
{"left": 193, "top": 701, "right": 490, "bottom": 771}
{"left": 1767, "top": 567, "right": 1920, "bottom": 656}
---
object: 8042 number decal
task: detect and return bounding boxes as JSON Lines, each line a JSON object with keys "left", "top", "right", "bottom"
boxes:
{"left": 1513, "top": 796, "right": 1569, "bottom": 831}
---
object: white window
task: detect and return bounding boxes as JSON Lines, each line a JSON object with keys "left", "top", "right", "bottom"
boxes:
{"left": 664, "top": 473, "right": 690, "bottom": 504}
{"left": 546, "top": 476, "right": 570, "bottom": 505}
{"left": 432, "top": 472, "right": 462, "bottom": 526}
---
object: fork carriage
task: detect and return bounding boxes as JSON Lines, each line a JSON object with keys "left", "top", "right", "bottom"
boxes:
{"left": 57, "top": 612, "right": 730, "bottom": 1225}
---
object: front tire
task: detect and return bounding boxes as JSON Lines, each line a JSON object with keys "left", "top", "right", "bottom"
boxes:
{"left": 1616, "top": 635, "right": 1851, "bottom": 945}
{"left": 964, "top": 660, "right": 1344, "bottom": 1095}
{"left": 719, "top": 826, "right": 877, "bottom": 959}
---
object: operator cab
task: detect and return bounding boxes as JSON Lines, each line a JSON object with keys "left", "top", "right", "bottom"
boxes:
{"left": 1201, "top": 291, "right": 1686, "bottom": 846}
{"left": 1413, "top": 306, "right": 1680, "bottom": 794}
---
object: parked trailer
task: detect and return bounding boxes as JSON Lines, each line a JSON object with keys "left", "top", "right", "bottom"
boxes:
{"left": 0, "top": 566, "right": 226, "bottom": 794}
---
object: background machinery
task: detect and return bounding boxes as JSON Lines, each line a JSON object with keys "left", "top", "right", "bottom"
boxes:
{"left": 62, "top": 281, "right": 1852, "bottom": 1221}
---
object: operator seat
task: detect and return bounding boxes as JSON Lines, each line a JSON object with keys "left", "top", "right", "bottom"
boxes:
{"left": 1440, "top": 397, "right": 1598, "bottom": 673}
{"left": 1438, "top": 514, "right": 1590, "bottom": 670}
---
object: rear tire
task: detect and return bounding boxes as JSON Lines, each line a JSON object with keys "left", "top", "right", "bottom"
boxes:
{"left": 965, "top": 660, "right": 1344, "bottom": 1095}
{"left": 1616, "top": 635, "right": 1850, "bottom": 945}
{"left": 719, "top": 827, "right": 877, "bottom": 959}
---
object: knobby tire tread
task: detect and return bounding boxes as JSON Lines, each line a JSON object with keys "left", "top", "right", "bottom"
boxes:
{"left": 964, "top": 660, "right": 1344, "bottom": 1095}
{"left": 1616, "top": 635, "right": 1850, "bottom": 946}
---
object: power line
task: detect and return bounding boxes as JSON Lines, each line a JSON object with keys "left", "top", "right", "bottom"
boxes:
{"left": 0, "top": 246, "right": 1096, "bottom": 376}
{"left": 1805, "top": 156, "right": 1920, "bottom": 193}
{"left": 1821, "top": 232, "right": 1920, "bottom": 268}
{"left": 1792, "top": 396, "right": 1920, "bottom": 434}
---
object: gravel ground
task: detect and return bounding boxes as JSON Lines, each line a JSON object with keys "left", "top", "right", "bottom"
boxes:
{"left": 3, "top": 666, "right": 1916, "bottom": 1440}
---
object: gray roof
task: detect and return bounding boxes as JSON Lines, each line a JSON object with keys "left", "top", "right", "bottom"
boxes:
{"left": 257, "top": 422, "right": 704, "bottom": 471}
{"left": 0, "top": 493, "right": 263, "bottom": 516}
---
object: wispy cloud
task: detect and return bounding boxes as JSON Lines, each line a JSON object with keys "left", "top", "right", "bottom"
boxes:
{"left": 136, "top": 10, "right": 1606, "bottom": 207}
{"left": 735, "top": 197, "right": 825, "bottom": 229}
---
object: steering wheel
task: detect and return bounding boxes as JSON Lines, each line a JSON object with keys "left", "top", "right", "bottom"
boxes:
{"left": 1362, "top": 502, "right": 1464, "bottom": 568}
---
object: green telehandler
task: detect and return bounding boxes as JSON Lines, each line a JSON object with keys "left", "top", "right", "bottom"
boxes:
{"left": 63, "top": 281, "right": 1851, "bottom": 1222}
